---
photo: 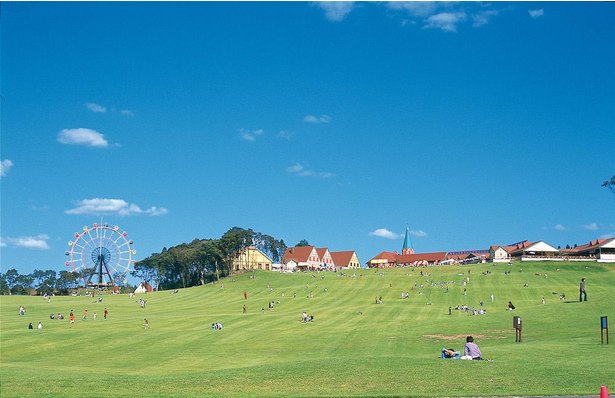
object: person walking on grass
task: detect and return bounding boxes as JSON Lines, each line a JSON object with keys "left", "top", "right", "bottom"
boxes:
{"left": 579, "top": 278, "right": 587, "bottom": 302}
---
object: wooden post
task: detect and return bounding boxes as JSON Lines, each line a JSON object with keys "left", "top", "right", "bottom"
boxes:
{"left": 513, "top": 316, "right": 522, "bottom": 343}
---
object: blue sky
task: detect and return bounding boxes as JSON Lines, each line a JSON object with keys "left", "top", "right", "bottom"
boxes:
{"left": 1, "top": 1, "right": 614, "bottom": 276}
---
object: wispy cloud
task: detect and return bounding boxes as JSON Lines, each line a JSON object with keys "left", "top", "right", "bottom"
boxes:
{"left": 1, "top": 234, "right": 50, "bottom": 250}
{"left": 528, "top": 8, "right": 544, "bottom": 19}
{"left": 599, "top": 233, "right": 615, "bottom": 239}
{"left": 120, "top": 109, "right": 135, "bottom": 117}
{"left": 304, "top": 114, "right": 332, "bottom": 124}
{"left": 278, "top": 130, "right": 294, "bottom": 140}
{"left": 554, "top": 224, "right": 568, "bottom": 231}
{"left": 369, "top": 228, "right": 403, "bottom": 240}
{"left": 66, "top": 198, "right": 168, "bottom": 216}
{"left": 315, "top": 2, "right": 354, "bottom": 22}
{"left": 85, "top": 102, "right": 107, "bottom": 113}
{"left": 387, "top": 2, "right": 437, "bottom": 18}
{"left": 424, "top": 12, "right": 467, "bottom": 32}
{"left": 386, "top": 2, "right": 507, "bottom": 31}
{"left": 472, "top": 9, "right": 499, "bottom": 27}
{"left": 410, "top": 229, "right": 427, "bottom": 237}
{"left": 239, "top": 128, "right": 264, "bottom": 142}
{"left": 582, "top": 222, "right": 599, "bottom": 231}
{"left": 58, "top": 128, "right": 109, "bottom": 147}
{"left": 1, "top": 159, "right": 14, "bottom": 177}
{"left": 286, "top": 163, "right": 334, "bottom": 178}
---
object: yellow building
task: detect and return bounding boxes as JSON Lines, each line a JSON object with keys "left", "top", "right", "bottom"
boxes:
{"left": 232, "top": 246, "right": 273, "bottom": 271}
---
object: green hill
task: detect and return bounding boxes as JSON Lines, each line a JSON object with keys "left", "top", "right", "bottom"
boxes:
{"left": 1, "top": 262, "right": 613, "bottom": 397}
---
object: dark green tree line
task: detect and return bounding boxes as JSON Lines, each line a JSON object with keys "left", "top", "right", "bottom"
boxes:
{"left": 133, "top": 226, "right": 286, "bottom": 290}
{"left": 0, "top": 268, "right": 83, "bottom": 295}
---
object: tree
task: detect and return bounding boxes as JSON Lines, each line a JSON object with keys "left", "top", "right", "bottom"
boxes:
{"left": 13, "top": 273, "right": 35, "bottom": 295}
{"left": 4, "top": 269, "right": 19, "bottom": 291}
{"left": 194, "top": 239, "right": 223, "bottom": 284}
{"left": 296, "top": 239, "right": 310, "bottom": 247}
{"left": 219, "top": 227, "right": 254, "bottom": 277}
{"left": 603, "top": 175, "right": 615, "bottom": 193}
{"left": 0, "top": 273, "right": 9, "bottom": 295}
{"left": 132, "top": 255, "right": 161, "bottom": 285}
{"left": 56, "top": 271, "right": 80, "bottom": 294}
{"left": 32, "top": 269, "right": 57, "bottom": 294}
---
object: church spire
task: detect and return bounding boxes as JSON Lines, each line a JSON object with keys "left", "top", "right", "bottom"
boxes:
{"left": 402, "top": 225, "right": 414, "bottom": 255}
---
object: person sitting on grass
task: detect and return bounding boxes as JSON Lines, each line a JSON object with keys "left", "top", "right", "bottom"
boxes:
{"left": 143, "top": 319, "right": 150, "bottom": 329}
{"left": 461, "top": 336, "right": 483, "bottom": 360}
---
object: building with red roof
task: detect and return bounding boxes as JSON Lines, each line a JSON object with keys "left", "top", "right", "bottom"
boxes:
{"left": 283, "top": 246, "right": 320, "bottom": 270}
{"left": 330, "top": 251, "right": 361, "bottom": 269}
{"left": 316, "top": 248, "right": 334, "bottom": 268}
{"left": 560, "top": 238, "right": 615, "bottom": 262}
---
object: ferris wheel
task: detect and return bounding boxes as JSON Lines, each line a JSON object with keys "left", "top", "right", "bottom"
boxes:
{"left": 65, "top": 222, "right": 136, "bottom": 288}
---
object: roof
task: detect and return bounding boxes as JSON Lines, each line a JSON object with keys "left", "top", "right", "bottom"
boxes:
{"left": 330, "top": 250, "right": 356, "bottom": 266}
{"left": 315, "top": 248, "right": 330, "bottom": 258}
{"left": 283, "top": 246, "right": 315, "bottom": 263}
{"left": 368, "top": 251, "right": 398, "bottom": 263}
{"left": 508, "top": 240, "right": 558, "bottom": 255}
{"left": 490, "top": 240, "right": 531, "bottom": 254}
{"left": 397, "top": 252, "right": 448, "bottom": 263}
{"left": 560, "top": 238, "right": 613, "bottom": 254}
{"left": 402, "top": 227, "right": 412, "bottom": 252}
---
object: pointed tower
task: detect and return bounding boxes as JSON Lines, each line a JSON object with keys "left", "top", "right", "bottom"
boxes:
{"left": 402, "top": 225, "right": 415, "bottom": 255}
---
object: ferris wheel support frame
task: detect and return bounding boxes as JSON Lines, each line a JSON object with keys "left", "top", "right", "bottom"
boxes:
{"left": 87, "top": 252, "right": 115, "bottom": 288}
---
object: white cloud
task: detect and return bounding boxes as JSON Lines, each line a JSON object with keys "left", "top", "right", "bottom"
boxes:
{"left": 120, "top": 109, "right": 135, "bottom": 117}
{"left": 582, "top": 222, "right": 599, "bottom": 231}
{"left": 369, "top": 228, "right": 403, "bottom": 240}
{"left": 424, "top": 12, "right": 467, "bottom": 32}
{"left": 410, "top": 230, "right": 427, "bottom": 237}
{"left": 58, "top": 128, "right": 109, "bottom": 147}
{"left": 386, "top": 2, "right": 438, "bottom": 18}
{"left": 1, "top": 159, "right": 14, "bottom": 177}
{"left": 528, "top": 8, "right": 544, "bottom": 18}
{"left": 2, "top": 234, "right": 50, "bottom": 250}
{"left": 316, "top": 2, "right": 355, "bottom": 22}
{"left": 599, "top": 233, "right": 615, "bottom": 239}
{"left": 386, "top": 3, "right": 506, "bottom": 31}
{"left": 304, "top": 114, "right": 332, "bottom": 124}
{"left": 472, "top": 9, "right": 499, "bottom": 27}
{"left": 239, "top": 128, "right": 264, "bottom": 142}
{"left": 286, "top": 163, "right": 334, "bottom": 178}
{"left": 554, "top": 224, "right": 568, "bottom": 231}
{"left": 66, "top": 198, "right": 168, "bottom": 216}
{"left": 85, "top": 102, "right": 107, "bottom": 113}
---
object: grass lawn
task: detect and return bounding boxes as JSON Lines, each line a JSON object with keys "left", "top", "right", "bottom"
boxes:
{"left": 1, "top": 261, "right": 613, "bottom": 397}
